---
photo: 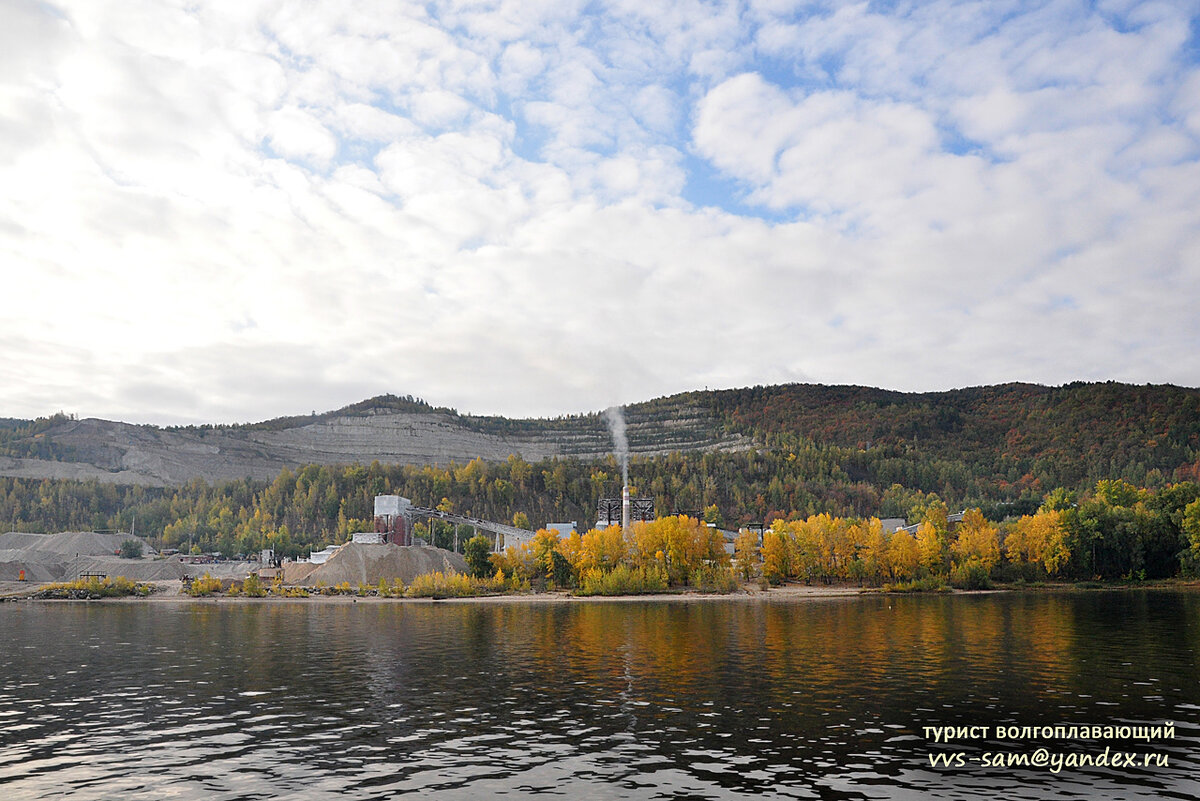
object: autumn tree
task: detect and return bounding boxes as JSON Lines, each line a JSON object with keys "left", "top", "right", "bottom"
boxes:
{"left": 1004, "top": 510, "right": 1070, "bottom": 576}
{"left": 950, "top": 509, "right": 1000, "bottom": 571}
{"left": 887, "top": 529, "right": 920, "bottom": 581}
{"left": 733, "top": 529, "right": 760, "bottom": 579}
{"left": 762, "top": 528, "right": 793, "bottom": 585}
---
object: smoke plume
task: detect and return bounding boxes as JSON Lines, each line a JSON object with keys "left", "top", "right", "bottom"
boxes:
{"left": 604, "top": 406, "right": 629, "bottom": 486}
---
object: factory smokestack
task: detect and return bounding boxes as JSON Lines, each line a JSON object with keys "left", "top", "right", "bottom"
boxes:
{"left": 622, "top": 484, "right": 631, "bottom": 532}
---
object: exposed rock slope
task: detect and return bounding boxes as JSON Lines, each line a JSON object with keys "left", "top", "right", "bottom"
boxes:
{"left": 0, "top": 398, "right": 749, "bottom": 486}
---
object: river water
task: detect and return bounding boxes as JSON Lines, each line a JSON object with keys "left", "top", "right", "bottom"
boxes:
{"left": 1, "top": 591, "right": 1198, "bottom": 800}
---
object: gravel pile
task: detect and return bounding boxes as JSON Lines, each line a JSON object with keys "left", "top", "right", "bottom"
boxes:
{"left": 299, "top": 543, "right": 468, "bottom": 587}
{"left": 0, "top": 531, "right": 158, "bottom": 557}
{"left": 63, "top": 555, "right": 189, "bottom": 581}
{"left": 0, "top": 531, "right": 172, "bottom": 583}
{"left": 0, "top": 560, "right": 62, "bottom": 581}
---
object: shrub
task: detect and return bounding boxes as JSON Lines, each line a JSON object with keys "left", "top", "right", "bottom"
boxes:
{"left": 690, "top": 565, "right": 740, "bottom": 594}
{"left": 950, "top": 560, "right": 992, "bottom": 590}
{"left": 407, "top": 571, "right": 478, "bottom": 598}
{"left": 185, "top": 573, "right": 224, "bottom": 597}
{"left": 549, "top": 549, "right": 575, "bottom": 588}
{"left": 241, "top": 574, "right": 267, "bottom": 598}
{"left": 35, "top": 576, "right": 153, "bottom": 599}
{"left": 118, "top": 539, "right": 144, "bottom": 559}
{"left": 470, "top": 572, "right": 508, "bottom": 594}
{"left": 577, "top": 565, "right": 669, "bottom": 596}
{"left": 377, "top": 578, "right": 409, "bottom": 598}
{"left": 883, "top": 576, "right": 951, "bottom": 593}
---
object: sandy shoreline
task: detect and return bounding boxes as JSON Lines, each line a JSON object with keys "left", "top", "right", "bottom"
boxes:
{"left": 0, "top": 580, "right": 868, "bottom": 604}
{"left": 6, "top": 580, "right": 1195, "bottom": 605}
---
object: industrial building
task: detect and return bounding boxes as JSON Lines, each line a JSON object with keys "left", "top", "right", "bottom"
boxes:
{"left": 373, "top": 495, "right": 413, "bottom": 545}
{"left": 595, "top": 494, "right": 654, "bottom": 530}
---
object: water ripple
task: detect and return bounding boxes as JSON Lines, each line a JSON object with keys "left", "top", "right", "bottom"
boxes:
{"left": 1, "top": 593, "right": 1198, "bottom": 799}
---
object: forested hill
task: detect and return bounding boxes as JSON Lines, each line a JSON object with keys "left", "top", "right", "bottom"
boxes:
{"left": 0, "top": 382, "right": 1196, "bottom": 497}
{"left": 0, "top": 382, "right": 1198, "bottom": 552}
{"left": 703, "top": 382, "right": 1200, "bottom": 493}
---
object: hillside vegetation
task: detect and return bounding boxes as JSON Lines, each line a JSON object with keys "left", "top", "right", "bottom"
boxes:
{"left": 0, "top": 382, "right": 1195, "bottom": 573}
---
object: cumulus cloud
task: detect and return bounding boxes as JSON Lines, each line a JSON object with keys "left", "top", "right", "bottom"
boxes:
{"left": 0, "top": 0, "right": 1197, "bottom": 425}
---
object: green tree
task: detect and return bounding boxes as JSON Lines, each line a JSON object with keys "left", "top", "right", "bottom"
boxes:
{"left": 550, "top": 549, "right": 575, "bottom": 588}
{"left": 119, "top": 539, "right": 144, "bottom": 559}
{"left": 1181, "top": 499, "right": 1200, "bottom": 574}
{"left": 464, "top": 534, "right": 493, "bottom": 578}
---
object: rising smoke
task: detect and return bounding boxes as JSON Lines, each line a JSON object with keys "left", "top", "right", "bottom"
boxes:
{"left": 604, "top": 406, "right": 629, "bottom": 486}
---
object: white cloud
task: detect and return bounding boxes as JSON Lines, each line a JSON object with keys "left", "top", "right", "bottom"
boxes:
{"left": 267, "top": 105, "right": 338, "bottom": 164}
{"left": 0, "top": 0, "right": 1196, "bottom": 425}
{"left": 694, "top": 73, "right": 947, "bottom": 214}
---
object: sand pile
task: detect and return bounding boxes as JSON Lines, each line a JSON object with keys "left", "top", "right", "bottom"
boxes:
{"left": 299, "top": 543, "right": 468, "bottom": 587}
{"left": 283, "top": 562, "right": 320, "bottom": 584}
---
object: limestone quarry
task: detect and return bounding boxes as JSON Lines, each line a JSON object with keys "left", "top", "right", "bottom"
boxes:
{"left": 0, "top": 397, "right": 749, "bottom": 486}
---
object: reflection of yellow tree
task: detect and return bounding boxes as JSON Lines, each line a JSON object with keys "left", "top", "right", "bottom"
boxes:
{"left": 466, "top": 592, "right": 1078, "bottom": 721}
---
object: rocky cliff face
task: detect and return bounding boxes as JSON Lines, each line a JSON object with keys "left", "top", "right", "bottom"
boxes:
{"left": 0, "top": 399, "right": 749, "bottom": 486}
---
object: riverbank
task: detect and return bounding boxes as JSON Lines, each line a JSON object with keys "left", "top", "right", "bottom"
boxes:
{"left": 5, "top": 577, "right": 1198, "bottom": 604}
{"left": 0, "top": 579, "right": 853, "bottom": 603}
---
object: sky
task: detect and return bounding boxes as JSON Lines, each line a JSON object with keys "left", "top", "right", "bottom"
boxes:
{"left": 2, "top": 0, "right": 1199, "bottom": 425}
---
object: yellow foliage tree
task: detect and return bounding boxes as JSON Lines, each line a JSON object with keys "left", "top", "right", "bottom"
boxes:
{"left": 856, "top": 518, "right": 888, "bottom": 584}
{"left": 762, "top": 527, "right": 793, "bottom": 584}
{"left": 733, "top": 529, "right": 760, "bottom": 580}
{"left": 530, "top": 528, "right": 560, "bottom": 576}
{"left": 950, "top": 509, "right": 1000, "bottom": 570}
{"left": 1004, "top": 509, "right": 1071, "bottom": 576}
{"left": 916, "top": 521, "right": 945, "bottom": 575}
{"left": 629, "top": 516, "right": 727, "bottom": 585}
{"left": 578, "top": 526, "right": 627, "bottom": 573}
{"left": 887, "top": 529, "right": 920, "bottom": 580}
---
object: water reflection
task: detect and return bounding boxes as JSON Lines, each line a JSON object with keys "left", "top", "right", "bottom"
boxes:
{"left": 1, "top": 591, "right": 1198, "bottom": 800}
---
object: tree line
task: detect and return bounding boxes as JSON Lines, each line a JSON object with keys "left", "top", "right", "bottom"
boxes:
{"left": 459, "top": 476, "right": 1200, "bottom": 593}
{"left": 1, "top": 460, "right": 1199, "bottom": 582}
